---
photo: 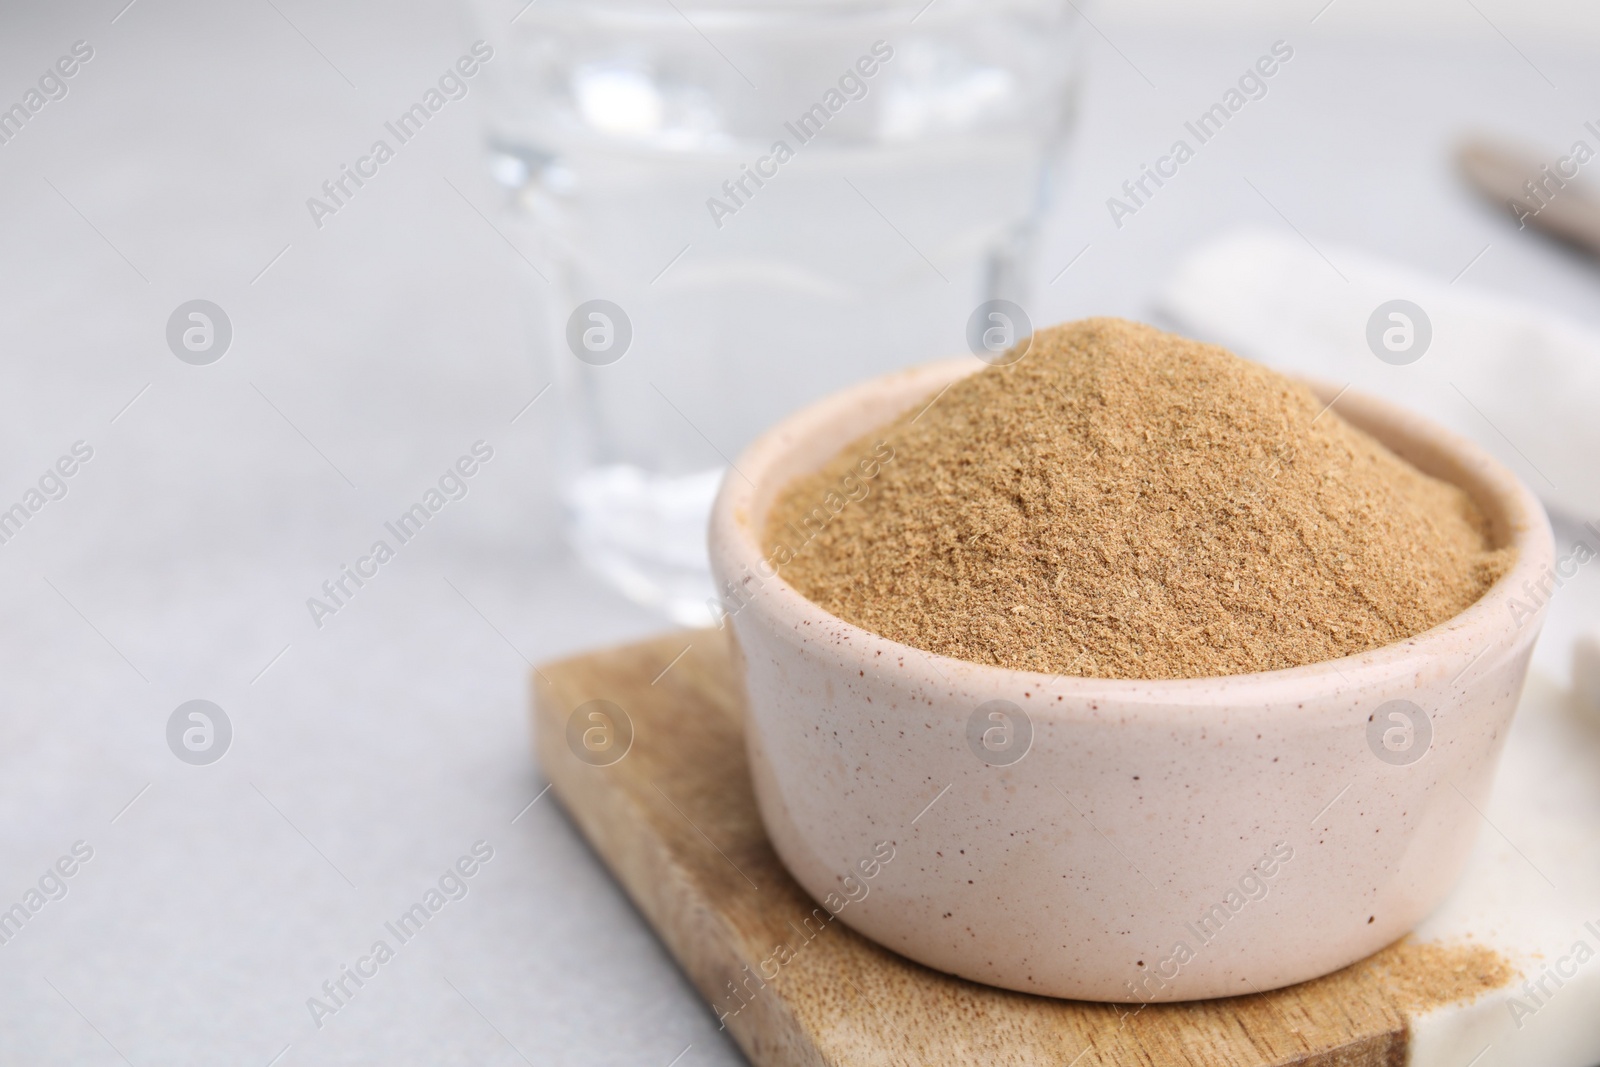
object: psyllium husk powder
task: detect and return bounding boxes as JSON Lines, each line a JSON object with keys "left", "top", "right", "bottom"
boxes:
{"left": 769, "top": 318, "right": 1512, "bottom": 680}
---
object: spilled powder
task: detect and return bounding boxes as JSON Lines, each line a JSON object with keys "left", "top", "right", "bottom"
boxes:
{"left": 1117, "top": 938, "right": 1514, "bottom": 1039}
{"left": 1353, "top": 938, "right": 1516, "bottom": 1015}
{"left": 769, "top": 318, "right": 1512, "bottom": 680}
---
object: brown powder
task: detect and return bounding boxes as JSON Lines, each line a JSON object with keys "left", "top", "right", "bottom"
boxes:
{"left": 769, "top": 318, "right": 1512, "bottom": 680}
{"left": 1278, "top": 935, "right": 1516, "bottom": 1021}
{"left": 1352, "top": 938, "right": 1516, "bottom": 1016}
{"left": 1117, "top": 936, "right": 1513, "bottom": 1055}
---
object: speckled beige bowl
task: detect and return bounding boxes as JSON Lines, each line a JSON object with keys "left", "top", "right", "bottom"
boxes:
{"left": 707, "top": 358, "right": 1554, "bottom": 1003}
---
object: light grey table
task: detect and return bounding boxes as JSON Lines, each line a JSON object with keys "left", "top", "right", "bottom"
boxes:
{"left": 1, "top": 3, "right": 1597, "bottom": 1064}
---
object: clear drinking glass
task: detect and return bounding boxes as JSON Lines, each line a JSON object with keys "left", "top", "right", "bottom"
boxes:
{"left": 472, "top": 0, "right": 1083, "bottom": 624}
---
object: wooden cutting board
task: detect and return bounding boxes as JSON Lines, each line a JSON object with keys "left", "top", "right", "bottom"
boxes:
{"left": 530, "top": 629, "right": 1537, "bottom": 1067}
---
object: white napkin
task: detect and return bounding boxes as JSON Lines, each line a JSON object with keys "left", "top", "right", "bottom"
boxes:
{"left": 1158, "top": 228, "right": 1600, "bottom": 521}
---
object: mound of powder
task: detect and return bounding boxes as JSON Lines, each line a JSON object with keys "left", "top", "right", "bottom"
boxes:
{"left": 768, "top": 318, "right": 1513, "bottom": 680}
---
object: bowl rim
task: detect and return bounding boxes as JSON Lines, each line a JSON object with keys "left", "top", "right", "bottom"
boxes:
{"left": 708, "top": 355, "right": 1555, "bottom": 709}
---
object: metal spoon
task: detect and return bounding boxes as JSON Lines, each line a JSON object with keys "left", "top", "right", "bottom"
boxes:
{"left": 1457, "top": 135, "right": 1600, "bottom": 259}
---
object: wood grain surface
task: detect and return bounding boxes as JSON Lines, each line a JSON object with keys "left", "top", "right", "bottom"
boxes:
{"left": 533, "top": 629, "right": 1438, "bottom": 1067}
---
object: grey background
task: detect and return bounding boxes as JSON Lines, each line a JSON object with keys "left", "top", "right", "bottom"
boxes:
{"left": 1, "top": 1, "right": 1597, "bottom": 1064}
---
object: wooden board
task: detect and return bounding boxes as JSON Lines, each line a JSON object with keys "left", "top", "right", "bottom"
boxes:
{"left": 533, "top": 629, "right": 1497, "bottom": 1067}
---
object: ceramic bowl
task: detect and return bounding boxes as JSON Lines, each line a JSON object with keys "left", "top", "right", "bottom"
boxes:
{"left": 707, "top": 358, "right": 1554, "bottom": 1002}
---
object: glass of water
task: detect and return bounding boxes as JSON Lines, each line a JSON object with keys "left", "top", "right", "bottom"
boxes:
{"left": 472, "top": 0, "right": 1083, "bottom": 624}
